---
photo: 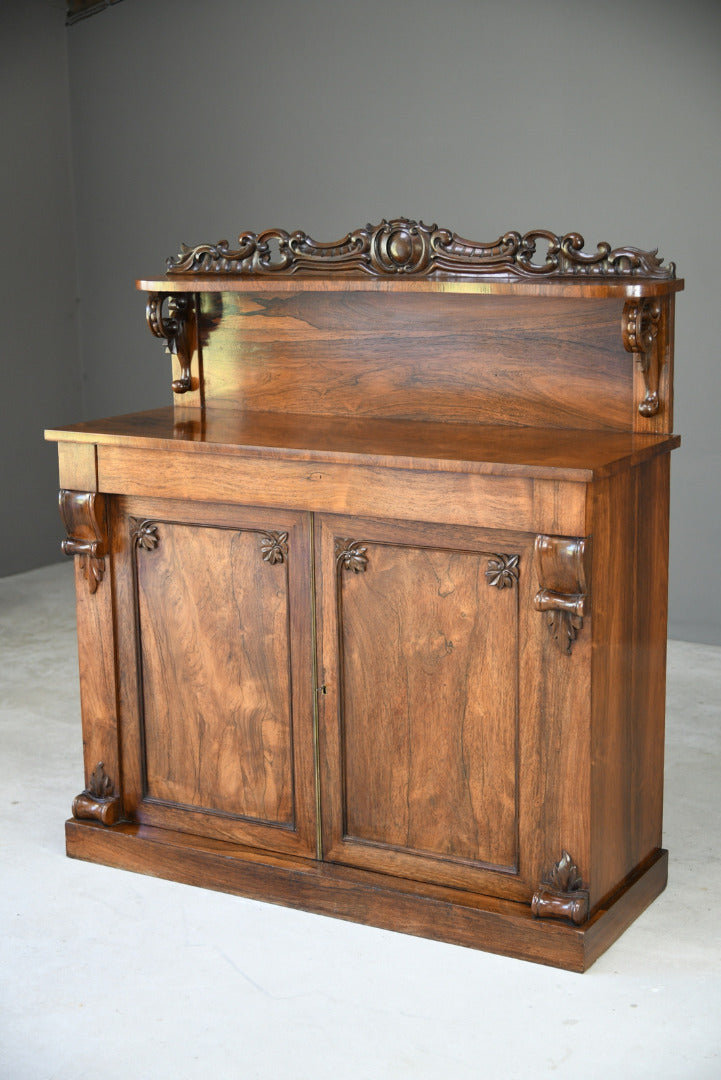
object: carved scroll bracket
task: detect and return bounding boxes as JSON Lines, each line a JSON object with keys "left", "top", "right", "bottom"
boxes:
{"left": 146, "top": 292, "right": 193, "bottom": 394}
{"left": 534, "top": 535, "right": 590, "bottom": 655}
{"left": 623, "top": 298, "right": 662, "bottom": 416}
{"left": 72, "top": 762, "right": 121, "bottom": 826}
{"left": 531, "top": 851, "right": 590, "bottom": 925}
{"left": 59, "top": 491, "right": 107, "bottom": 594}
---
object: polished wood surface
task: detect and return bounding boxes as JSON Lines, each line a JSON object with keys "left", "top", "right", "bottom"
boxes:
{"left": 50, "top": 227, "right": 681, "bottom": 970}
{"left": 47, "top": 407, "right": 680, "bottom": 479}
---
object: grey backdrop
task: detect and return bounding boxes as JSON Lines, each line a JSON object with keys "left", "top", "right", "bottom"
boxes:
{"left": 3, "top": 0, "right": 720, "bottom": 643}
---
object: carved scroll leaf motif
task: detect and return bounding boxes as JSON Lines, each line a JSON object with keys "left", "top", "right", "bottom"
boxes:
{"left": 145, "top": 292, "right": 193, "bottom": 393}
{"left": 130, "top": 519, "right": 159, "bottom": 550}
{"left": 336, "top": 538, "right": 369, "bottom": 573}
{"left": 59, "top": 490, "right": 107, "bottom": 594}
{"left": 260, "top": 531, "right": 288, "bottom": 565}
{"left": 165, "top": 219, "right": 675, "bottom": 280}
{"left": 533, "top": 535, "right": 589, "bottom": 656}
{"left": 485, "top": 553, "right": 520, "bottom": 588}
{"left": 72, "top": 761, "right": 121, "bottom": 827}
{"left": 623, "top": 298, "right": 662, "bottom": 416}
{"left": 531, "top": 850, "right": 589, "bottom": 925}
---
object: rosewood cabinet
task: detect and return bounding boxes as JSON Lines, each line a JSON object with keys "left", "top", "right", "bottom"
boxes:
{"left": 47, "top": 219, "right": 683, "bottom": 970}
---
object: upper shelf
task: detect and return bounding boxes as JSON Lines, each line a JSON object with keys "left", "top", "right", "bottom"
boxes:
{"left": 136, "top": 219, "right": 683, "bottom": 300}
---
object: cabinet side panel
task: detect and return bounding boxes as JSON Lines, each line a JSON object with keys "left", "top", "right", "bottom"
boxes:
{"left": 590, "top": 458, "right": 670, "bottom": 907}
{"left": 590, "top": 459, "right": 670, "bottom": 908}
{"left": 135, "top": 521, "right": 295, "bottom": 825}
{"left": 630, "top": 456, "right": 670, "bottom": 857}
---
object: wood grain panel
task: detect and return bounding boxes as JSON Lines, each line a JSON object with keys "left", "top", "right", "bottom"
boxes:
{"left": 97, "top": 446, "right": 588, "bottom": 535}
{"left": 198, "top": 292, "right": 632, "bottom": 429}
{"left": 340, "top": 542, "right": 518, "bottom": 867}
{"left": 135, "top": 521, "right": 294, "bottom": 825}
{"left": 111, "top": 498, "right": 317, "bottom": 856}
{"left": 317, "top": 514, "right": 526, "bottom": 895}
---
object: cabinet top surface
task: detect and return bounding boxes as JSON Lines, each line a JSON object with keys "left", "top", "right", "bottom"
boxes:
{"left": 46, "top": 408, "right": 680, "bottom": 481}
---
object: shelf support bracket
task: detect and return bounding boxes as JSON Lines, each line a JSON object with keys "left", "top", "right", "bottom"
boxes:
{"left": 146, "top": 291, "right": 194, "bottom": 394}
{"left": 622, "top": 298, "right": 662, "bottom": 417}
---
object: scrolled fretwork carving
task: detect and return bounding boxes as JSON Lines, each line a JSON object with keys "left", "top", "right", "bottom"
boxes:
{"left": 260, "top": 531, "right": 288, "bottom": 565}
{"left": 534, "top": 535, "right": 590, "bottom": 655}
{"left": 485, "top": 553, "right": 520, "bottom": 588}
{"left": 59, "top": 491, "right": 107, "bottom": 594}
{"left": 531, "top": 851, "right": 590, "bottom": 925}
{"left": 336, "top": 538, "right": 369, "bottom": 573}
{"left": 623, "top": 298, "right": 663, "bottom": 416}
{"left": 130, "top": 519, "right": 159, "bottom": 550}
{"left": 146, "top": 292, "right": 193, "bottom": 393}
{"left": 165, "top": 219, "right": 675, "bottom": 280}
{"left": 72, "top": 762, "right": 121, "bottom": 826}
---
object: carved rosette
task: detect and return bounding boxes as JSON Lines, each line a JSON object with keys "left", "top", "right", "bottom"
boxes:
{"left": 145, "top": 292, "right": 193, "bottom": 393}
{"left": 531, "top": 851, "right": 590, "bottom": 925}
{"left": 130, "top": 519, "right": 159, "bottom": 550}
{"left": 623, "top": 299, "right": 663, "bottom": 416}
{"left": 165, "top": 219, "right": 675, "bottom": 280}
{"left": 59, "top": 491, "right": 107, "bottom": 594}
{"left": 72, "top": 762, "right": 121, "bottom": 826}
{"left": 336, "top": 539, "right": 369, "bottom": 573}
{"left": 260, "top": 531, "right": 288, "bottom": 565}
{"left": 485, "top": 553, "right": 519, "bottom": 588}
{"left": 533, "top": 535, "right": 590, "bottom": 655}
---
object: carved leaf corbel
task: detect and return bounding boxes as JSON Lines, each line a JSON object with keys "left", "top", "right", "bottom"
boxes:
{"left": 72, "top": 761, "right": 121, "bottom": 826}
{"left": 531, "top": 850, "right": 589, "bottom": 925}
{"left": 59, "top": 490, "right": 107, "bottom": 594}
{"left": 533, "top": 535, "right": 590, "bottom": 655}
{"left": 145, "top": 292, "right": 193, "bottom": 393}
{"left": 623, "top": 298, "right": 662, "bottom": 416}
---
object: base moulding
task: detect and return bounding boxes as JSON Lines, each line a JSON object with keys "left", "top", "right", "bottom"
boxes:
{"left": 66, "top": 819, "right": 668, "bottom": 973}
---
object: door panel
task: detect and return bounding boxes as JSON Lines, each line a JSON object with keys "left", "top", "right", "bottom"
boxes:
{"left": 114, "top": 498, "right": 316, "bottom": 855}
{"left": 317, "top": 514, "right": 527, "bottom": 895}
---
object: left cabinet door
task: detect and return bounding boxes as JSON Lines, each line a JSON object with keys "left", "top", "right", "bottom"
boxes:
{"left": 112, "top": 496, "right": 317, "bottom": 857}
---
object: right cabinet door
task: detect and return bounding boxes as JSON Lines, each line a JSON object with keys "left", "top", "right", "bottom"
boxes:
{"left": 316, "top": 514, "right": 535, "bottom": 899}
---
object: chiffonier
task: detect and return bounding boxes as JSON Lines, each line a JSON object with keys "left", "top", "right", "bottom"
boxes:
{"left": 46, "top": 219, "right": 683, "bottom": 971}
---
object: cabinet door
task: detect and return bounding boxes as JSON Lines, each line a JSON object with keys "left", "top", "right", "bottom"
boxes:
{"left": 113, "top": 497, "right": 317, "bottom": 857}
{"left": 317, "top": 514, "right": 530, "bottom": 896}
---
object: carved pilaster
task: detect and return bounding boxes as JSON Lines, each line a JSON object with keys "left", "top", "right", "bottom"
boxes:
{"left": 146, "top": 292, "right": 194, "bottom": 394}
{"left": 72, "top": 762, "right": 121, "bottom": 826}
{"left": 336, "top": 539, "right": 369, "bottom": 573}
{"left": 623, "top": 298, "right": 662, "bottom": 416}
{"left": 59, "top": 491, "right": 107, "bottom": 594}
{"left": 534, "top": 535, "right": 590, "bottom": 655}
{"left": 532, "top": 851, "right": 590, "bottom": 925}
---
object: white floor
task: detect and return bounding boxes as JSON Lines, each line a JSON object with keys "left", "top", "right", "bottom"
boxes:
{"left": 1, "top": 563, "right": 720, "bottom": 1080}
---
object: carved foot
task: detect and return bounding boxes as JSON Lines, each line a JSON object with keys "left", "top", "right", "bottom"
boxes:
{"left": 72, "top": 762, "right": 121, "bottom": 826}
{"left": 531, "top": 850, "right": 589, "bottom": 925}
